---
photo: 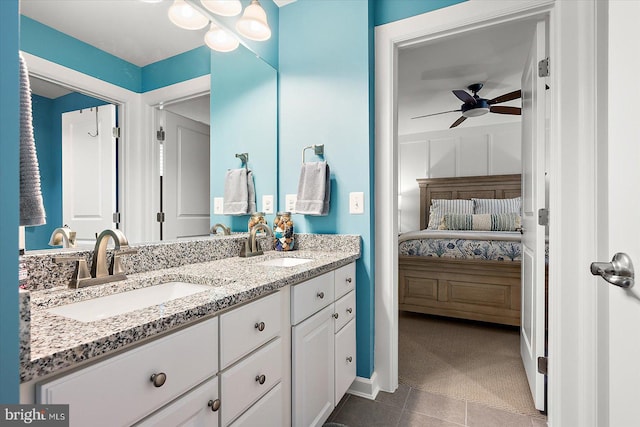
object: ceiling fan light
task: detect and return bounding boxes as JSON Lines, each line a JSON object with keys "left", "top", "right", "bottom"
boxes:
{"left": 204, "top": 23, "right": 239, "bottom": 52}
{"left": 168, "top": 0, "right": 209, "bottom": 30}
{"left": 462, "top": 107, "right": 489, "bottom": 118}
{"left": 200, "top": 0, "right": 242, "bottom": 17}
{"left": 236, "top": 0, "right": 271, "bottom": 41}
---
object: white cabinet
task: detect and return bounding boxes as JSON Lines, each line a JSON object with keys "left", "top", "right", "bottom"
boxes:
{"left": 291, "top": 263, "right": 356, "bottom": 427}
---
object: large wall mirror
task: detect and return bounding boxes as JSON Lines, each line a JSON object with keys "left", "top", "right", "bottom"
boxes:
{"left": 20, "top": 0, "right": 278, "bottom": 250}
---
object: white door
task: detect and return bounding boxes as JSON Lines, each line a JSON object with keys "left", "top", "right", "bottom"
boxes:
{"left": 520, "top": 20, "right": 546, "bottom": 411}
{"left": 600, "top": 2, "right": 640, "bottom": 425}
{"left": 62, "top": 105, "right": 116, "bottom": 245}
{"left": 163, "top": 110, "right": 210, "bottom": 240}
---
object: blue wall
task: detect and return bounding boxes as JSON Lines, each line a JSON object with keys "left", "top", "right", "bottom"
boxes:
{"left": 142, "top": 46, "right": 211, "bottom": 93}
{"left": 374, "top": 0, "right": 467, "bottom": 26}
{"left": 210, "top": 46, "right": 278, "bottom": 231}
{"left": 26, "top": 93, "right": 109, "bottom": 250}
{"left": 279, "top": 0, "right": 375, "bottom": 378}
{"left": 0, "top": 0, "right": 20, "bottom": 403}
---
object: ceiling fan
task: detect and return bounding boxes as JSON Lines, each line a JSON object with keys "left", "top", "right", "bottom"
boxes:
{"left": 412, "top": 83, "right": 521, "bottom": 128}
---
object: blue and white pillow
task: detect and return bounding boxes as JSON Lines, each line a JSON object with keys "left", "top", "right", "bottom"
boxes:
{"left": 440, "top": 213, "right": 522, "bottom": 231}
{"left": 472, "top": 197, "right": 521, "bottom": 215}
{"left": 427, "top": 199, "right": 474, "bottom": 230}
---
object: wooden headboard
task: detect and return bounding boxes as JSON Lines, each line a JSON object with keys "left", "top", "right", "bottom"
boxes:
{"left": 417, "top": 174, "right": 522, "bottom": 230}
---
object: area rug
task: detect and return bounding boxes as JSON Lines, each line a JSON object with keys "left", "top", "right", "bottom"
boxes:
{"left": 398, "top": 311, "right": 544, "bottom": 418}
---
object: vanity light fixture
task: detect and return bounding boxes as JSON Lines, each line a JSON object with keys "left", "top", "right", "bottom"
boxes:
{"left": 201, "top": 0, "right": 242, "bottom": 17}
{"left": 205, "top": 23, "right": 240, "bottom": 52}
{"left": 168, "top": 0, "right": 209, "bottom": 30}
{"left": 236, "top": 0, "right": 271, "bottom": 41}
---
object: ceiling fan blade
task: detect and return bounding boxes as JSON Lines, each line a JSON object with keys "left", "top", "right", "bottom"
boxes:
{"left": 411, "top": 109, "right": 461, "bottom": 120}
{"left": 490, "top": 106, "right": 521, "bottom": 115}
{"left": 450, "top": 116, "right": 467, "bottom": 128}
{"left": 488, "top": 90, "right": 521, "bottom": 105}
{"left": 452, "top": 90, "right": 476, "bottom": 104}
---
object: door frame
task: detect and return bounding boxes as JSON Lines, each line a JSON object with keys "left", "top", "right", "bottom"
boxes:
{"left": 374, "top": 1, "right": 606, "bottom": 425}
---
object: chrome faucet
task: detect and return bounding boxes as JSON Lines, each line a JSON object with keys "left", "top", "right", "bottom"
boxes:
{"left": 240, "top": 223, "right": 273, "bottom": 257}
{"left": 210, "top": 223, "right": 231, "bottom": 235}
{"left": 53, "top": 229, "right": 137, "bottom": 288}
{"left": 49, "top": 225, "right": 77, "bottom": 248}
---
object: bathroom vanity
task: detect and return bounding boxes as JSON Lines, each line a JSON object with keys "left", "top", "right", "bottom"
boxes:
{"left": 19, "top": 234, "right": 359, "bottom": 427}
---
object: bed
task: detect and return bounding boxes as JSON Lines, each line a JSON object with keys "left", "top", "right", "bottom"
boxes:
{"left": 398, "top": 174, "right": 522, "bottom": 326}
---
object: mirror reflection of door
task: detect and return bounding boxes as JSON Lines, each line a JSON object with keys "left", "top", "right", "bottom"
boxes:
{"left": 62, "top": 105, "right": 117, "bottom": 246}
{"left": 157, "top": 94, "right": 211, "bottom": 240}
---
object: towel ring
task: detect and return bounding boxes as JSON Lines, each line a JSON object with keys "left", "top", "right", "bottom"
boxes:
{"left": 302, "top": 144, "right": 324, "bottom": 164}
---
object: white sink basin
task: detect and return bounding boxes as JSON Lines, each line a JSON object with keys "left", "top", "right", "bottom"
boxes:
{"left": 48, "top": 282, "right": 211, "bottom": 322}
{"left": 258, "top": 257, "right": 312, "bottom": 267}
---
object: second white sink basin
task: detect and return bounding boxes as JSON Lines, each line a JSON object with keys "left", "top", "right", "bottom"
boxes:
{"left": 258, "top": 257, "right": 312, "bottom": 267}
{"left": 48, "top": 282, "right": 211, "bottom": 322}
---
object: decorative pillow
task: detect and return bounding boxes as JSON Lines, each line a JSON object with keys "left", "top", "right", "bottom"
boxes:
{"left": 427, "top": 199, "right": 474, "bottom": 230}
{"left": 472, "top": 197, "right": 522, "bottom": 215}
{"left": 440, "top": 213, "right": 522, "bottom": 231}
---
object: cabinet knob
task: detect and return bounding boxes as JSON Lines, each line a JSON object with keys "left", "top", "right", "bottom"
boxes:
{"left": 150, "top": 372, "right": 167, "bottom": 387}
{"left": 346, "top": 277, "right": 352, "bottom": 283}
{"left": 346, "top": 356, "right": 353, "bottom": 363}
{"left": 333, "top": 313, "right": 339, "bottom": 319}
{"left": 208, "top": 399, "right": 221, "bottom": 412}
{"left": 255, "top": 321, "right": 266, "bottom": 332}
{"left": 255, "top": 374, "right": 266, "bottom": 385}
{"left": 346, "top": 308, "right": 353, "bottom": 314}
{"left": 317, "top": 292, "right": 325, "bottom": 299}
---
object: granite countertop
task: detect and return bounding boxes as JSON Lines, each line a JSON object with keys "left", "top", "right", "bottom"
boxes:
{"left": 22, "top": 249, "right": 359, "bottom": 383}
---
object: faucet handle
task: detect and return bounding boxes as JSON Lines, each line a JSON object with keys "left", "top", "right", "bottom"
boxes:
{"left": 111, "top": 248, "right": 137, "bottom": 275}
{"left": 53, "top": 257, "right": 91, "bottom": 288}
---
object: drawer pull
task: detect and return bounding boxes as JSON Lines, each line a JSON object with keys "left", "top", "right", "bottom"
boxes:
{"left": 346, "top": 356, "right": 353, "bottom": 363}
{"left": 150, "top": 372, "right": 167, "bottom": 388}
{"left": 346, "top": 277, "right": 352, "bottom": 283}
{"left": 255, "top": 321, "right": 266, "bottom": 332}
{"left": 208, "top": 399, "right": 221, "bottom": 412}
{"left": 333, "top": 313, "right": 339, "bottom": 319}
{"left": 346, "top": 308, "right": 353, "bottom": 314}
{"left": 255, "top": 374, "right": 266, "bottom": 385}
{"left": 317, "top": 292, "right": 325, "bottom": 299}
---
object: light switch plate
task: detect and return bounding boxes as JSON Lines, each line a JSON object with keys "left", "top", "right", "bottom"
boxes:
{"left": 349, "top": 192, "right": 364, "bottom": 214}
{"left": 285, "top": 194, "right": 297, "bottom": 212}
{"left": 262, "top": 195, "right": 274, "bottom": 214}
{"left": 213, "top": 197, "right": 224, "bottom": 214}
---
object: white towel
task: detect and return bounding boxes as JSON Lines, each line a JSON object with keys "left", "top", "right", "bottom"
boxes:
{"left": 247, "top": 170, "right": 257, "bottom": 214}
{"left": 223, "top": 169, "right": 248, "bottom": 215}
{"left": 19, "top": 52, "right": 46, "bottom": 226}
{"left": 295, "top": 161, "right": 330, "bottom": 216}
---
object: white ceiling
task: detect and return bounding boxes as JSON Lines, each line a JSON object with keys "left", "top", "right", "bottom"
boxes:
{"left": 398, "top": 18, "right": 538, "bottom": 135}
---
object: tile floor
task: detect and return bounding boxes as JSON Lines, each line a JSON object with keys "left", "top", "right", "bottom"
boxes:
{"left": 326, "top": 384, "right": 547, "bottom": 427}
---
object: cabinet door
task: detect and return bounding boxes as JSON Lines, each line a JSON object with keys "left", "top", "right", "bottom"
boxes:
{"left": 229, "top": 382, "right": 283, "bottom": 427}
{"left": 292, "top": 304, "right": 335, "bottom": 427}
{"left": 135, "top": 376, "right": 219, "bottom": 427}
{"left": 334, "top": 319, "right": 356, "bottom": 405}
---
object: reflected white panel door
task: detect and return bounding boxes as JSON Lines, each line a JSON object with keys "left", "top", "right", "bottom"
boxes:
{"left": 62, "top": 105, "right": 116, "bottom": 245}
{"left": 520, "top": 20, "right": 547, "bottom": 411}
{"left": 163, "top": 110, "right": 210, "bottom": 240}
{"left": 605, "top": 2, "right": 640, "bottom": 425}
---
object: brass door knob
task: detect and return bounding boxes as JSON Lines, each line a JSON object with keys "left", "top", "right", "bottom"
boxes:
{"left": 255, "top": 374, "right": 266, "bottom": 385}
{"left": 208, "top": 399, "right": 221, "bottom": 412}
{"left": 255, "top": 321, "right": 266, "bottom": 331}
{"left": 150, "top": 372, "right": 167, "bottom": 387}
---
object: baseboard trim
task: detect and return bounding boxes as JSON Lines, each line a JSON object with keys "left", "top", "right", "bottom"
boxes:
{"left": 347, "top": 371, "right": 380, "bottom": 400}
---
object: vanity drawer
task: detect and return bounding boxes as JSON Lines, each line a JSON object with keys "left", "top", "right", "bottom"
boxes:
{"left": 291, "top": 271, "right": 334, "bottom": 325}
{"left": 37, "top": 317, "right": 218, "bottom": 427}
{"left": 220, "top": 292, "right": 282, "bottom": 369}
{"left": 334, "top": 290, "right": 356, "bottom": 333}
{"left": 228, "top": 382, "right": 283, "bottom": 427}
{"left": 334, "top": 263, "right": 356, "bottom": 300}
{"left": 221, "top": 337, "right": 283, "bottom": 426}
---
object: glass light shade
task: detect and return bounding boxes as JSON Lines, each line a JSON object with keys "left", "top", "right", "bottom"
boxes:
{"left": 168, "top": 0, "right": 208, "bottom": 30}
{"left": 462, "top": 107, "right": 490, "bottom": 118}
{"left": 235, "top": 0, "right": 271, "bottom": 41}
{"left": 204, "top": 23, "right": 239, "bottom": 52}
{"left": 201, "top": 0, "right": 242, "bottom": 17}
